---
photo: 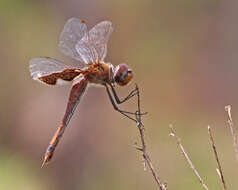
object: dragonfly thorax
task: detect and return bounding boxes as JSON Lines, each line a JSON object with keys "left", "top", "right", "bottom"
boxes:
{"left": 85, "top": 63, "right": 133, "bottom": 86}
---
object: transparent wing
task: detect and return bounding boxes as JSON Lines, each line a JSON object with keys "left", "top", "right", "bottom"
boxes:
{"left": 76, "top": 21, "right": 113, "bottom": 64}
{"left": 89, "top": 21, "right": 113, "bottom": 44}
{"left": 88, "top": 21, "right": 113, "bottom": 61}
{"left": 59, "top": 18, "right": 88, "bottom": 62}
{"left": 75, "top": 36, "right": 98, "bottom": 64}
{"left": 30, "top": 57, "right": 70, "bottom": 79}
{"left": 29, "top": 57, "right": 80, "bottom": 85}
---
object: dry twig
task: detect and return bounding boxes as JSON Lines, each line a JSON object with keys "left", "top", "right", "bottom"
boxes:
{"left": 169, "top": 125, "right": 209, "bottom": 190}
{"left": 225, "top": 105, "right": 238, "bottom": 161}
{"left": 133, "top": 84, "right": 167, "bottom": 190}
{"left": 208, "top": 126, "right": 227, "bottom": 190}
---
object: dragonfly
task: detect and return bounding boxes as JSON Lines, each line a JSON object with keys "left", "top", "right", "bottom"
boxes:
{"left": 29, "top": 18, "right": 139, "bottom": 167}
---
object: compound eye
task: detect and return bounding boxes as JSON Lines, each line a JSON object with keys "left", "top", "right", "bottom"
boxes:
{"left": 114, "top": 64, "right": 133, "bottom": 86}
{"left": 127, "top": 70, "right": 133, "bottom": 75}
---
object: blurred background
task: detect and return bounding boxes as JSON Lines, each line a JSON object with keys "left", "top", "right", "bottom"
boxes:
{"left": 1, "top": 0, "right": 238, "bottom": 189}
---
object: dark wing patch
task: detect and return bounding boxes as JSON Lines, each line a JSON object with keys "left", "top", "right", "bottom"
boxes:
{"left": 38, "top": 69, "right": 81, "bottom": 85}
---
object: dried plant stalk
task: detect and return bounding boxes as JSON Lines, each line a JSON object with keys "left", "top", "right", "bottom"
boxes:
{"left": 134, "top": 84, "right": 167, "bottom": 190}
{"left": 225, "top": 105, "right": 238, "bottom": 161}
{"left": 208, "top": 126, "right": 227, "bottom": 190}
{"left": 169, "top": 125, "right": 209, "bottom": 190}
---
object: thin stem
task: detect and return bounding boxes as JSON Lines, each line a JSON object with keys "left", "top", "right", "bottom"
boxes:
{"left": 225, "top": 105, "right": 238, "bottom": 161}
{"left": 169, "top": 125, "right": 209, "bottom": 190}
{"left": 134, "top": 84, "right": 167, "bottom": 190}
{"left": 208, "top": 126, "right": 227, "bottom": 190}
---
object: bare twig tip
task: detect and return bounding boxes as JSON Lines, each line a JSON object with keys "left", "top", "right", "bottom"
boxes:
{"left": 143, "top": 161, "right": 147, "bottom": 171}
{"left": 133, "top": 142, "right": 142, "bottom": 151}
{"left": 225, "top": 105, "right": 232, "bottom": 120}
{"left": 169, "top": 133, "right": 175, "bottom": 137}
{"left": 170, "top": 125, "right": 209, "bottom": 190}
{"left": 162, "top": 182, "right": 168, "bottom": 189}
{"left": 225, "top": 104, "right": 238, "bottom": 161}
{"left": 225, "top": 105, "right": 231, "bottom": 112}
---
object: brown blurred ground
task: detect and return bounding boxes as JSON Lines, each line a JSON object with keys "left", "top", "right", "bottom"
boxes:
{"left": 1, "top": 0, "right": 238, "bottom": 189}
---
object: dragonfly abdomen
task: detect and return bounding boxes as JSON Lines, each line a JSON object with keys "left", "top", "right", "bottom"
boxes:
{"left": 41, "top": 76, "right": 88, "bottom": 167}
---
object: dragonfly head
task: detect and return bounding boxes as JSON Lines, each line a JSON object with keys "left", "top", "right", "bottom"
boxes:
{"left": 114, "top": 64, "right": 133, "bottom": 86}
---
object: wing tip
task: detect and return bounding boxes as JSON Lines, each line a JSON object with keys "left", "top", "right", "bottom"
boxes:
{"left": 66, "top": 17, "right": 86, "bottom": 24}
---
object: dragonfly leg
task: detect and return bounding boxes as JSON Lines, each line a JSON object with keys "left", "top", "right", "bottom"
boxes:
{"left": 109, "top": 83, "right": 138, "bottom": 104}
{"left": 105, "top": 84, "right": 138, "bottom": 123}
{"left": 109, "top": 84, "right": 147, "bottom": 116}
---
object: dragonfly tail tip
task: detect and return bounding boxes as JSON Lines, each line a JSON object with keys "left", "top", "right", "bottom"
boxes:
{"left": 41, "top": 159, "right": 48, "bottom": 168}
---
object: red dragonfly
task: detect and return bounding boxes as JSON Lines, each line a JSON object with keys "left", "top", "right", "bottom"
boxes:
{"left": 29, "top": 18, "right": 138, "bottom": 167}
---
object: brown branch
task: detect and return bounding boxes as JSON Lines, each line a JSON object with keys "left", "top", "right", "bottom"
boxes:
{"left": 169, "top": 125, "right": 209, "bottom": 190}
{"left": 225, "top": 105, "right": 238, "bottom": 161}
{"left": 208, "top": 126, "right": 227, "bottom": 190}
{"left": 134, "top": 84, "right": 167, "bottom": 190}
